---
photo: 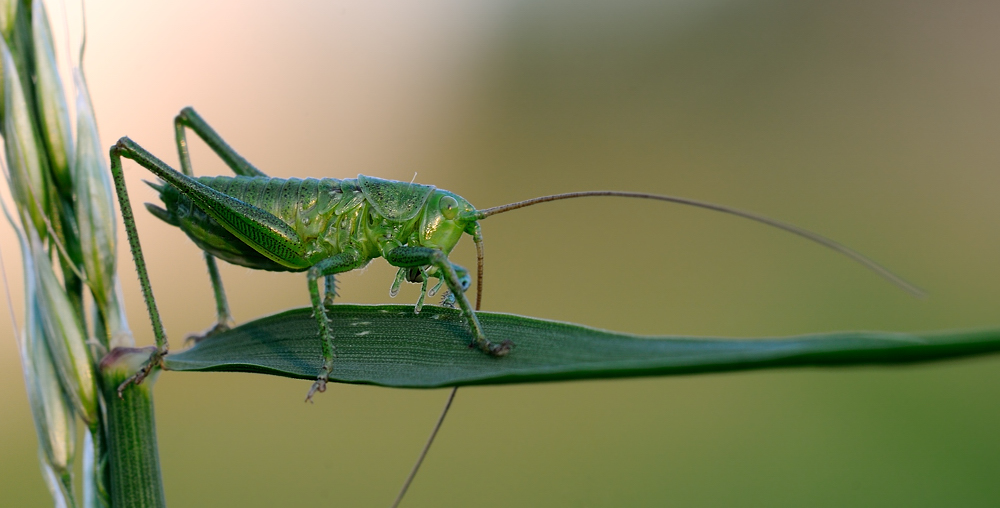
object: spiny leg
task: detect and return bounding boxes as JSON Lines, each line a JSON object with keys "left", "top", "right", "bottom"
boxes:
{"left": 389, "top": 248, "right": 484, "bottom": 507}
{"left": 323, "top": 274, "right": 338, "bottom": 306}
{"left": 174, "top": 106, "right": 266, "bottom": 178}
{"left": 109, "top": 144, "right": 170, "bottom": 394}
{"left": 385, "top": 246, "right": 511, "bottom": 356}
{"left": 414, "top": 268, "right": 430, "bottom": 313}
{"left": 305, "top": 251, "right": 367, "bottom": 402}
{"left": 388, "top": 267, "right": 431, "bottom": 313}
{"left": 110, "top": 136, "right": 309, "bottom": 391}
{"left": 174, "top": 108, "right": 265, "bottom": 341}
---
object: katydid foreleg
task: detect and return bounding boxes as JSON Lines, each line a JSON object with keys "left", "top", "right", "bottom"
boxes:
{"left": 385, "top": 246, "right": 511, "bottom": 356}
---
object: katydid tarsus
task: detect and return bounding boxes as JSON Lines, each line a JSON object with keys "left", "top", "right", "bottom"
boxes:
{"left": 108, "top": 107, "right": 923, "bottom": 404}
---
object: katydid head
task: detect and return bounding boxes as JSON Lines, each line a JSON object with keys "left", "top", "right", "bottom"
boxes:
{"left": 386, "top": 188, "right": 481, "bottom": 306}
{"left": 416, "top": 189, "right": 478, "bottom": 254}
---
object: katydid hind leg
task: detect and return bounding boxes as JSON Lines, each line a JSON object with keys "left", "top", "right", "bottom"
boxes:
{"left": 174, "top": 108, "right": 267, "bottom": 340}
{"left": 113, "top": 136, "right": 357, "bottom": 400}
{"left": 109, "top": 144, "right": 170, "bottom": 394}
{"left": 305, "top": 252, "right": 367, "bottom": 402}
{"left": 385, "top": 246, "right": 511, "bottom": 356}
{"left": 110, "top": 137, "right": 309, "bottom": 390}
{"left": 174, "top": 107, "right": 267, "bottom": 178}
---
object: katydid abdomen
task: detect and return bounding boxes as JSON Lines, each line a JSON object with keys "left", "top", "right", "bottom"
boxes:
{"left": 147, "top": 175, "right": 362, "bottom": 272}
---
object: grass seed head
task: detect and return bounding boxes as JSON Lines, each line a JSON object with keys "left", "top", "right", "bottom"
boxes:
{"left": 31, "top": 0, "right": 74, "bottom": 198}
{"left": 74, "top": 69, "right": 120, "bottom": 325}
{"left": 0, "top": 0, "right": 17, "bottom": 39}
{"left": 30, "top": 230, "right": 99, "bottom": 425}
{"left": 0, "top": 35, "right": 51, "bottom": 236}
{"left": 17, "top": 229, "right": 77, "bottom": 480}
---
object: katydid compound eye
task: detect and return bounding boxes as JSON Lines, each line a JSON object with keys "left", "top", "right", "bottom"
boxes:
{"left": 439, "top": 195, "right": 458, "bottom": 219}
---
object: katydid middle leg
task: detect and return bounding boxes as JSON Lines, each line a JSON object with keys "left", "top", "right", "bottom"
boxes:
{"left": 324, "top": 274, "right": 338, "bottom": 306}
{"left": 305, "top": 251, "right": 368, "bottom": 402}
{"left": 173, "top": 107, "right": 267, "bottom": 341}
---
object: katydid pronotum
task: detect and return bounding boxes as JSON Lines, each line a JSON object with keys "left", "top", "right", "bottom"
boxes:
{"left": 109, "top": 107, "right": 922, "bottom": 403}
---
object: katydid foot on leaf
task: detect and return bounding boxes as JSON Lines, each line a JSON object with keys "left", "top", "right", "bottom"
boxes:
{"left": 109, "top": 107, "right": 923, "bottom": 402}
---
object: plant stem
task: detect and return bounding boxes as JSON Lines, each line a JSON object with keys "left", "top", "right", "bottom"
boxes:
{"left": 99, "top": 347, "right": 165, "bottom": 508}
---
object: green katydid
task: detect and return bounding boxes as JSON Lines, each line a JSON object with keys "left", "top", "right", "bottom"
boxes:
{"left": 108, "top": 107, "right": 923, "bottom": 402}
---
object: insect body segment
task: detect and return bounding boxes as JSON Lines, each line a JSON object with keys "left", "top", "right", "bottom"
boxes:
{"left": 148, "top": 176, "right": 356, "bottom": 271}
{"left": 147, "top": 174, "right": 477, "bottom": 285}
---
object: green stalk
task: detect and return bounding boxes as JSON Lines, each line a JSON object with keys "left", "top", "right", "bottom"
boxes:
{"left": 99, "top": 348, "right": 165, "bottom": 508}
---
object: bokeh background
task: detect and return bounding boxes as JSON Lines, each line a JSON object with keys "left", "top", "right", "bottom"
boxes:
{"left": 4, "top": 0, "right": 1000, "bottom": 505}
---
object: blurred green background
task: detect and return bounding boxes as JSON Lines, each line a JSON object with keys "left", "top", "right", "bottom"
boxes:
{"left": 4, "top": 0, "right": 1000, "bottom": 505}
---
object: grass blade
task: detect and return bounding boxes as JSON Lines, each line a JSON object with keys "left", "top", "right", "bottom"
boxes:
{"left": 165, "top": 304, "right": 1000, "bottom": 387}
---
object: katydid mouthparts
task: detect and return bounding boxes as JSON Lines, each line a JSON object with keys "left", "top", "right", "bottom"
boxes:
{"left": 108, "top": 107, "right": 923, "bottom": 402}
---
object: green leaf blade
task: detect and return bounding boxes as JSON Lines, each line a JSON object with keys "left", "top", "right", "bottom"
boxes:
{"left": 164, "top": 305, "right": 1000, "bottom": 388}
